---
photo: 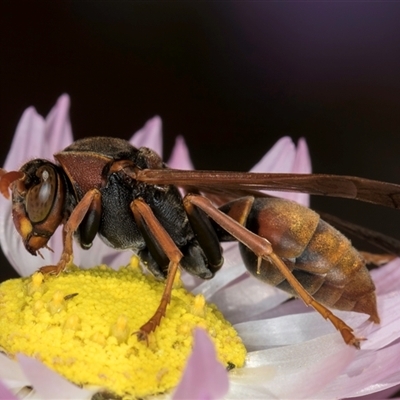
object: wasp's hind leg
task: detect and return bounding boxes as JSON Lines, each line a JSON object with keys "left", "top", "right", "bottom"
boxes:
{"left": 184, "top": 193, "right": 363, "bottom": 348}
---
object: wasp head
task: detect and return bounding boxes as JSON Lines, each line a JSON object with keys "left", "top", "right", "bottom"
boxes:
{"left": 0, "top": 160, "right": 67, "bottom": 256}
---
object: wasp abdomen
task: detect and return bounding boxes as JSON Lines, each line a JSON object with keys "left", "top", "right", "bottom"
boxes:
{"left": 239, "top": 197, "right": 379, "bottom": 322}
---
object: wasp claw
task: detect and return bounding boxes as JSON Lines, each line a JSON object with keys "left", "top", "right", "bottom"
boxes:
{"left": 133, "top": 329, "right": 149, "bottom": 345}
{"left": 39, "top": 264, "right": 64, "bottom": 276}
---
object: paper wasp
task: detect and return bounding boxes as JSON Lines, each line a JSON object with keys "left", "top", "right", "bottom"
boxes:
{"left": 1, "top": 136, "right": 400, "bottom": 347}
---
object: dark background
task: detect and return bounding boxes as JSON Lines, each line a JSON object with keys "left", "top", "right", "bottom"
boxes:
{"left": 1, "top": 1, "right": 400, "bottom": 282}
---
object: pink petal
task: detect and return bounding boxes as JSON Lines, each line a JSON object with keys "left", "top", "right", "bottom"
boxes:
{"left": 4, "top": 107, "right": 45, "bottom": 171}
{"left": 167, "top": 136, "right": 194, "bottom": 170}
{"left": 17, "top": 354, "right": 94, "bottom": 400}
{"left": 372, "top": 258, "right": 400, "bottom": 296}
{"left": 293, "top": 138, "right": 311, "bottom": 174}
{"left": 250, "top": 137, "right": 296, "bottom": 174}
{"left": 173, "top": 328, "right": 229, "bottom": 400}
{"left": 350, "top": 385, "right": 400, "bottom": 400}
{"left": 44, "top": 93, "right": 73, "bottom": 158}
{"left": 0, "top": 379, "right": 17, "bottom": 400}
{"left": 285, "top": 137, "right": 312, "bottom": 206}
{"left": 129, "top": 116, "right": 163, "bottom": 157}
{"left": 1, "top": 96, "right": 74, "bottom": 275}
{"left": 250, "top": 137, "right": 311, "bottom": 206}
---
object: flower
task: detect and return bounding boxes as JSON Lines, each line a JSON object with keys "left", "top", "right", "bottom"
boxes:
{"left": 1, "top": 95, "right": 400, "bottom": 399}
{"left": 0, "top": 262, "right": 246, "bottom": 398}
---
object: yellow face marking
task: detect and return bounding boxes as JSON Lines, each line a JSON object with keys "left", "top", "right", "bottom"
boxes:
{"left": 18, "top": 217, "right": 33, "bottom": 239}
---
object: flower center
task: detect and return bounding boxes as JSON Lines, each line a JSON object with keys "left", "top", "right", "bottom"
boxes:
{"left": 0, "top": 257, "right": 246, "bottom": 398}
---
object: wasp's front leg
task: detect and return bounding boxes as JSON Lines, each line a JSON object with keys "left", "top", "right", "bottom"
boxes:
{"left": 40, "top": 189, "right": 102, "bottom": 275}
{"left": 130, "top": 198, "right": 183, "bottom": 341}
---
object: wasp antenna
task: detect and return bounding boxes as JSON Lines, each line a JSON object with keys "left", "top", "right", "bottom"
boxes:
{"left": 0, "top": 170, "right": 24, "bottom": 200}
{"left": 45, "top": 245, "right": 54, "bottom": 253}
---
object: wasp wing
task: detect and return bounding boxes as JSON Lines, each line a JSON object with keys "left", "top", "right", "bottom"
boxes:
{"left": 136, "top": 169, "right": 400, "bottom": 209}
{"left": 317, "top": 211, "right": 400, "bottom": 257}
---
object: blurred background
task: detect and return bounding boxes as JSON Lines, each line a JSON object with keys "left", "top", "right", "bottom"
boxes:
{"left": 1, "top": 1, "right": 400, "bottom": 281}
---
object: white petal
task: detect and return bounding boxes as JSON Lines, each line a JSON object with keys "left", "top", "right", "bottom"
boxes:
{"left": 74, "top": 235, "right": 130, "bottom": 269}
{"left": 357, "top": 291, "right": 400, "bottom": 350}
{"left": 0, "top": 353, "right": 29, "bottom": 389}
{"left": 191, "top": 258, "right": 246, "bottom": 299}
{"left": 315, "top": 342, "right": 400, "bottom": 399}
{"left": 230, "top": 334, "right": 355, "bottom": 399}
{"left": 210, "top": 275, "right": 290, "bottom": 324}
{"left": 130, "top": 116, "right": 163, "bottom": 157}
{"left": 235, "top": 311, "right": 368, "bottom": 351}
{"left": 0, "top": 199, "right": 59, "bottom": 276}
{"left": 17, "top": 355, "right": 95, "bottom": 400}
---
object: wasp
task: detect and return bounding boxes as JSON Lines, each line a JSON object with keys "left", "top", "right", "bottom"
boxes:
{"left": 1, "top": 137, "right": 400, "bottom": 347}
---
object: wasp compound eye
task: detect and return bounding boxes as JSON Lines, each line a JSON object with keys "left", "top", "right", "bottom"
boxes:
{"left": 25, "top": 166, "right": 58, "bottom": 223}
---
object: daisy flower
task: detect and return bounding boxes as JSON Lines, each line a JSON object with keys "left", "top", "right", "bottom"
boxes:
{"left": 0, "top": 95, "right": 400, "bottom": 399}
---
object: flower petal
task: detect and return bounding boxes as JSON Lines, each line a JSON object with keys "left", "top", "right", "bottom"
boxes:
{"left": 314, "top": 342, "right": 400, "bottom": 399}
{"left": 75, "top": 235, "right": 131, "bottom": 269}
{"left": 17, "top": 354, "right": 95, "bottom": 400}
{"left": 229, "top": 334, "right": 355, "bottom": 399}
{"left": 372, "top": 257, "right": 400, "bottom": 296}
{"left": 3, "top": 107, "right": 45, "bottom": 171}
{"left": 250, "top": 137, "right": 296, "bottom": 174}
{"left": 0, "top": 206, "right": 51, "bottom": 275}
{"left": 167, "top": 136, "right": 194, "bottom": 170}
{"left": 285, "top": 137, "right": 311, "bottom": 206}
{"left": 209, "top": 275, "right": 290, "bottom": 325}
{"left": 0, "top": 95, "right": 74, "bottom": 275}
{"left": 249, "top": 137, "right": 311, "bottom": 206}
{"left": 0, "top": 353, "right": 29, "bottom": 389}
{"left": 235, "top": 311, "right": 368, "bottom": 351}
{"left": 130, "top": 116, "right": 163, "bottom": 157}
{"left": 173, "top": 328, "right": 229, "bottom": 400}
{"left": 43, "top": 94, "right": 73, "bottom": 157}
{"left": 0, "top": 379, "right": 17, "bottom": 400}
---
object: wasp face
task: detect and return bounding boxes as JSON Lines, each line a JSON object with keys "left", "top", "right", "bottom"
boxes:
{"left": 1, "top": 160, "right": 67, "bottom": 255}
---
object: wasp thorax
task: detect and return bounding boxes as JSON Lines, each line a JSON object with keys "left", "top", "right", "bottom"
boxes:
{"left": 25, "top": 166, "right": 58, "bottom": 223}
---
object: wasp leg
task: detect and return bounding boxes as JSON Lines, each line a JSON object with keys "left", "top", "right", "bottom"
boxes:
{"left": 39, "top": 189, "right": 102, "bottom": 275}
{"left": 185, "top": 194, "right": 362, "bottom": 348}
{"left": 130, "top": 198, "right": 183, "bottom": 341}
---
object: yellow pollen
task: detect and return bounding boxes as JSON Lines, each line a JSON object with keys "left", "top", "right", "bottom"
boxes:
{"left": 191, "top": 294, "right": 206, "bottom": 317}
{"left": 110, "top": 314, "right": 130, "bottom": 344}
{"left": 64, "top": 314, "right": 81, "bottom": 331}
{"left": 26, "top": 272, "right": 45, "bottom": 295}
{"left": 129, "top": 255, "right": 141, "bottom": 270}
{"left": 47, "top": 290, "right": 66, "bottom": 314}
{"left": 0, "top": 261, "right": 246, "bottom": 398}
